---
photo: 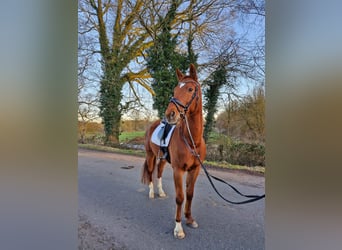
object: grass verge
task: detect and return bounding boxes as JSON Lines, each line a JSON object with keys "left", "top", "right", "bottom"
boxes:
{"left": 204, "top": 160, "right": 265, "bottom": 175}
{"left": 78, "top": 143, "right": 264, "bottom": 175}
{"left": 78, "top": 143, "right": 145, "bottom": 157}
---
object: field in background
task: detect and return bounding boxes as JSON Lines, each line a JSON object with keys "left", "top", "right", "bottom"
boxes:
{"left": 78, "top": 121, "right": 265, "bottom": 170}
{"left": 119, "top": 131, "right": 145, "bottom": 142}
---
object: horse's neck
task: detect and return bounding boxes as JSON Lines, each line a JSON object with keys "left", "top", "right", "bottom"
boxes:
{"left": 183, "top": 106, "right": 203, "bottom": 147}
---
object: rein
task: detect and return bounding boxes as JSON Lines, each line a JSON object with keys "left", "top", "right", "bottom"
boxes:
{"left": 182, "top": 115, "right": 265, "bottom": 205}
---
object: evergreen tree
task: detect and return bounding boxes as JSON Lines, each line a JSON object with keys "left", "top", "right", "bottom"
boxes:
{"left": 146, "top": 1, "right": 197, "bottom": 118}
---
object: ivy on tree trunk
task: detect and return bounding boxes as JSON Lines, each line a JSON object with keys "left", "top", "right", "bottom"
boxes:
{"left": 146, "top": 1, "right": 197, "bottom": 118}
{"left": 203, "top": 65, "right": 227, "bottom": 141}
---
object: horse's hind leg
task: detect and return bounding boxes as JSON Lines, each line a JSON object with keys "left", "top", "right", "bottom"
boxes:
{"left": 185, "top": 165, "right": 200, "bottom": 228}
{"left": 157, "top": 159, "right": 167, "bottom": 197}
{"left": 143, "top": 151, "right": 156, "bottom": 199}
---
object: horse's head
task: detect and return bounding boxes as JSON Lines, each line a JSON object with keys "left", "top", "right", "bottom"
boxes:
{"left": 165, "top": 64, "right": 201, "bottom": 125}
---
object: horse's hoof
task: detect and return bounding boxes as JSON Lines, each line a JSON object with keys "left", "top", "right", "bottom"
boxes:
{"left": 174, "top": 230, "right": 185, "bottom": 239}
{"left": 186, "top": 220, "right": 198, "bottom": 228}
{"left": 149, "top": 192, "right": 154, "bottom": 199}
{"left": 174, "top": 222, "right": 185, "bottom": 239}
{"left": 159, "top": 192, "right": 166, "bottom": 198}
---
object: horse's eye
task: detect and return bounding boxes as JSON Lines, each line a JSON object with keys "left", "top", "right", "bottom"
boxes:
{"left": 188, "top": 87, "right": 193, "bottom": 92}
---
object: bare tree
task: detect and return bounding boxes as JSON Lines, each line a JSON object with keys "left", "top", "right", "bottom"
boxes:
{"left": 78, "top": 37, "right": 100, "bottom": 143}
{"left": 78, "top": 0, "right": 157, "bottom": 144}
{"left": 216, "top": 84, "right": 265, "bottom": 144}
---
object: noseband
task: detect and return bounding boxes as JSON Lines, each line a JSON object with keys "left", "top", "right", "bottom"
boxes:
{"left": 169, "top": 82, "right": 198, "bottom": 116}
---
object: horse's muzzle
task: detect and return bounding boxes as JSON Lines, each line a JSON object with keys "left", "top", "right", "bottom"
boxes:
{"left": 165, "top": 108, "right": 180, "bottom": 125}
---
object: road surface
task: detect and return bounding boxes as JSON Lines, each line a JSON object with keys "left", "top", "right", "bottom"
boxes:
{"left": 78, "top": 149, "right": 265, "bottom": 250}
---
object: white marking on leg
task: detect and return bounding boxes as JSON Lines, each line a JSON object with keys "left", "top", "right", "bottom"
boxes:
{"left": 174, "top": 221, "right": 185, "bottom": 239}
{"left": 157, "top": 177, "right": 166, "bottom": 197}
{"left": 148, "top": 182, "right": 154, "bottom": 199}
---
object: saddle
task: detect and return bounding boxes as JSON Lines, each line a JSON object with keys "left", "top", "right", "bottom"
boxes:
{"left": 151, "top": 119, "right": 176, "bottom": 163}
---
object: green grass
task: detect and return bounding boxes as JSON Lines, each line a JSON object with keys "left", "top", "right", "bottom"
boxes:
{"left": 78, "top": 143, "right": 146, "bottom": 157}
{"left": 204, "top": 160, "right": 265, "bottom": 174}
{"left": 119, "top": 131, "right": 145, "bottom": 142}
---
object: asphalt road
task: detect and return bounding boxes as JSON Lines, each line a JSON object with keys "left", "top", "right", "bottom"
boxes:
{"left": 78, "top": 149, "right": 265, "bottom": 250}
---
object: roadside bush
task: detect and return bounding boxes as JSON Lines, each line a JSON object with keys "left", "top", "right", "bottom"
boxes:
{"left": 206, "top": 138, "right": 265, "bottom": 167}
{"left": 227, "top": 142, "right": 265, "bottom": 167}
{"left": 78, "top": 134, "right": 105, "bottom": 145}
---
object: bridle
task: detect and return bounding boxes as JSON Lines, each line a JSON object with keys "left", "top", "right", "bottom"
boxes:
{"left": 169, "top": 80, "right": 199, "bottom": 117}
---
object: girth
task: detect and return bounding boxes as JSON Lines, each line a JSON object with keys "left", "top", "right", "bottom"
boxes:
{"left": 159, "top": 120, "right": 173, "bottom": 163}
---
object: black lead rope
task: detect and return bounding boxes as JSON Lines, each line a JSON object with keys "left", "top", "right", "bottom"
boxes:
{"left": 182, "top": 117, "right": 265, "bottom": 205}
{"left": 197, "top": 154, "right": 265, "bottom": 205}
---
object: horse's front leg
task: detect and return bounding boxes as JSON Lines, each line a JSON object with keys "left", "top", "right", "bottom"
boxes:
{"left": 185, "top": 165, "right": 200, "bottom": 228}
{"left": 173, "top": 168, "right": 185, "bottom": 239}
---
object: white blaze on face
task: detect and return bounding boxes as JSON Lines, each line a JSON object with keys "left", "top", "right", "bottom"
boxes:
{"left": 179, "top": 82, "right": 185, "bottom": 88}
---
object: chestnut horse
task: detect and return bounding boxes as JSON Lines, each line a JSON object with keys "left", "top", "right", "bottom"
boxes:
{"left": 141, "top": 64, "right": 206, "bottom": 239}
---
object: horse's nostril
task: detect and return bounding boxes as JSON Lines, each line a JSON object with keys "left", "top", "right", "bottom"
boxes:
{"left": 170, "top": 111, "right": 175, "bottom": 118}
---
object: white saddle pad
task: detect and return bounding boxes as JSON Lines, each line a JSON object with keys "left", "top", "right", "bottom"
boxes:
{"left": 151, "top": 122, "right": 176, "bottom": 147}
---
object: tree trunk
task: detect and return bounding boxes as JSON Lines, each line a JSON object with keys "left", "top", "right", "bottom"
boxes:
{"left": 100, "top": 68, "right": 124, "bottom": 146}
{"left": 80, "top": 128, "right": 86, "bottom": 144}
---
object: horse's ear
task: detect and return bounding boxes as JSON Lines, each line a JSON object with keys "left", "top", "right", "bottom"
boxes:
{"left": 176, "top": 68, "right": 184, "bottom": 81}
{"left": 189, "top": 64, "right": 198, "bottom": 81}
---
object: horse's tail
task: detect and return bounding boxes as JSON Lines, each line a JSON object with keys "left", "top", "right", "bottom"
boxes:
{"left": 141, "top": 128, "right": 151, "bottom": 185}
{"left": 141, "top": 120, "right": 159, "bottom": 185}
{"left": 141, "top": 159, "right": 150, "bottom": 185}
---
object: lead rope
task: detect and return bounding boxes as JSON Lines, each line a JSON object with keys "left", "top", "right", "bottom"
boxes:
{"left": 183, "top": 116, "right": 265, "bottom": 205}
